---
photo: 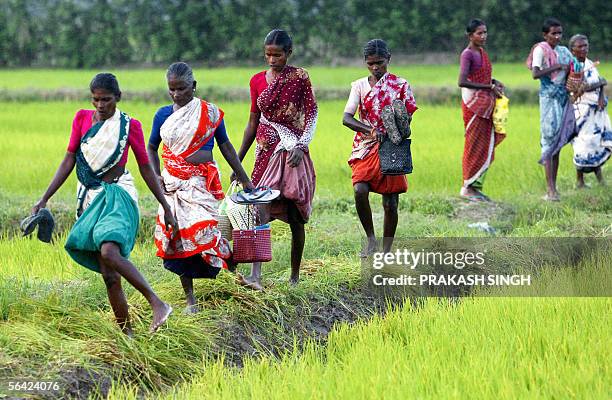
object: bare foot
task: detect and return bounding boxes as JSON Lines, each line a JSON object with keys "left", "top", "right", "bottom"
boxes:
{"left": 360, "top": 237, "right": 378, "bottom": 258}
{"left": 542, "top": 192, "right": 560, "bottom": 202}
{"left": 576, "top": 182, "right": 588, "bottom": 189}
{"left": 149, "top": 302, "right": 173, "bottom": 333}
{"left": 186, "top": 294, "right": 197, "bottom": 307}
{"left": 460, "top": 186, "right": 480, "bottom": 197}
{"left": 122, "top": 324, "right": 134, "bottom": 337}
{"left": 117, "top": 319, "right": 133, "bottom": 337}
{"left": 183, "top": 304, "right": 200, "bottom": 315}
{"left": 121, "top": 325, "right": 134, "bottom": 338}
{"left": 236, "top": 273, "right": 264, "bottom": 291}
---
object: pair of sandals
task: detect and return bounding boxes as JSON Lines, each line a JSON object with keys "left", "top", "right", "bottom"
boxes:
{"left": 230, "top": 186, "right": 280, "bottom": 205}
{"left": 381, "top": 99, "right": 412, "bottom": 145}
{"left": 20, "top": 208, "right": 55, "bottom": 243}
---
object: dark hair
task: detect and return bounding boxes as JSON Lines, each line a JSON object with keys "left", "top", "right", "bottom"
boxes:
{"left": 166, "top": 62, "right": 194, "bottom": 85}
{"left": 264, "top": 29, "right": 292, "bottom": 53}
{"left": 466, "top": 19, "right": 486, "bottom": 35}
{"left": 363, "top": 39, "right": 390, "bottom": 59}
{"left": 542, "top": 17, "right": 562, "bottom": 33}
{"left": 89, "top": 73, "right": 120, "bottom": 97}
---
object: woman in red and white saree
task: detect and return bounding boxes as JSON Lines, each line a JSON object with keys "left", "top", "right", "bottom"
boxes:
{"left": 458, "top": 20, "right": 506, "bottom": 201}
{"left": 342, "top": 39, "right": 417, "bottom": 257}
{"left": 149, "top": 62, "right": 254, "bottom": 312}
{"left": 235, "top": 29, "right": 317, "bottom": 290}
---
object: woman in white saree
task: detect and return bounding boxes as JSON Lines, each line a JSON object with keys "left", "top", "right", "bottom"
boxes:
{"left": 568, "top": 34, "right": 611, "bottom": 187}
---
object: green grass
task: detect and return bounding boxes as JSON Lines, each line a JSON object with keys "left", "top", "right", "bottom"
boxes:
{"left": 0, "top": 209, "right": 366, "bottom": 396}
{"left": 1, "top": 211, "right": 610, "bottom": 398}
{"left": 2, "top": 63, "right": 611, "bottom": 92}
{"left": 1, "top": 100, "right": 610, "bottom": 238}
{"left": 157, "top": 296, "right": 611, "bottom": 400}
{"left": 0, "top": 99, "right": 610, "bottom": 398}
{"left": 1, "top": 101, "right": 608, "bottom": 203}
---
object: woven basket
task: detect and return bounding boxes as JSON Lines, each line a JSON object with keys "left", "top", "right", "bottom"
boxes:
{"left": 566, "top": 71, "right": 585, "bottom": 102}
{"left": 217, "top": 185, "right": 233, "bottom": 241}
{"left": 217, "top": 213, "right": 233, "bottom": 241}
{"left": 232, "top": 228, "right": 272, "bottom": 262}
{"left": 225, "top": 181, "right": 255, "bottom": 230}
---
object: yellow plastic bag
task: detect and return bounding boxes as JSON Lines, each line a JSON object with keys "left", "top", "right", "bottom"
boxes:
{"left": 492, "top": 95, "right": 509, "bottom": 134}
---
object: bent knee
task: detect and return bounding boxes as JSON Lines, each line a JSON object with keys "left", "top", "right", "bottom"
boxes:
{"left": 100, "top": 242, "right": 121, "bottom": 266}
{"left": 286, "top": 202, "right": 306, "bottom": 225}
{"left": 353, "top": 183, "right": 369, "bottom": 196}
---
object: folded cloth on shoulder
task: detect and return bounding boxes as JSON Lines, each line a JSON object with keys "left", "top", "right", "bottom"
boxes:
{"left": 20, "top": 208, "right": 55, "bottom": 243}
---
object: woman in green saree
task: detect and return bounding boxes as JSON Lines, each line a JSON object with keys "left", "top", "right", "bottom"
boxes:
{"left": 32, "top": 73, "right": 179, "bottom": 335}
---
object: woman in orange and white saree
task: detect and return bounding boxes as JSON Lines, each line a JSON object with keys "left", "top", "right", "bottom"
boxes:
{"left": 148, "top": 62, "right": 254, "bottom": 313}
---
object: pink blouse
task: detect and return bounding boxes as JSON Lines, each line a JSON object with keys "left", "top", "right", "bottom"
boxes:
{"left": 67, "top": 109, "right": 149, "bottom": 166}
{"left": 249, "top": 71, "right": 268, "bottom": 113}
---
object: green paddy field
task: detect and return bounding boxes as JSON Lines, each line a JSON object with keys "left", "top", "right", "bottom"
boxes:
{"left": 0, "top": 66, "right": 610, "bottom": 399}
{"left": 2, "top": 63, "right": 611, "bottom": 91}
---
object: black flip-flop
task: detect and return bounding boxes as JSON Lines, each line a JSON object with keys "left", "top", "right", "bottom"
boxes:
{"left": 20, "top": 213, "right": 42, "bottom": 236}
{"left": 37, "top": 208, "right": 55, "bottom": 243}
{"left": 392, "top": 99, "right": 412, "bottom": 139}
{"left": 20, "top": 208, "right": 55, "bottom": 243}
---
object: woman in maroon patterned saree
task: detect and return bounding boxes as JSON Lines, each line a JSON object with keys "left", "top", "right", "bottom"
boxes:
{"left": 235, "top": 29, "right": 317, "bottom": 290}
{"left": 458, "top": 19, "right": 506, "bottom": 201}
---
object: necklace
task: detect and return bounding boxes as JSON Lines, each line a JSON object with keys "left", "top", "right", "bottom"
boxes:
{"left": 267, "top": 65, "right": 286, "bottom": 84}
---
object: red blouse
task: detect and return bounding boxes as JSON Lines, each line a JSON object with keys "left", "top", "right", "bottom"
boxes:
{"left": 67, "top": 109, "right": 149, "bottom": 166}
{"left": 249, "top": 71, "right": 268, "bottom": 113}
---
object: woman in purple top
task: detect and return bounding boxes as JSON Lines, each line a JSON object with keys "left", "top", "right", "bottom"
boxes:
{"left": 457, "top": 19, "right": 505, "bottom": 202}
